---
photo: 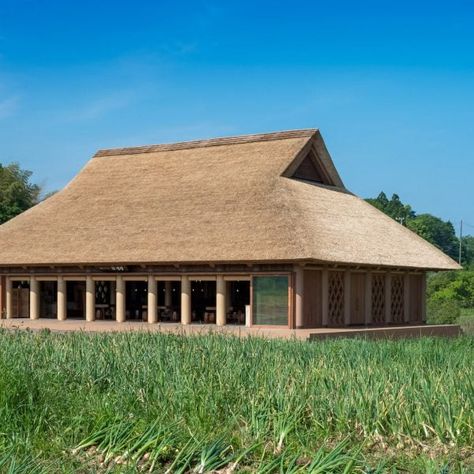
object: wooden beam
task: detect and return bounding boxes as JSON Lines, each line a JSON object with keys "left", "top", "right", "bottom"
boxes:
{"left": 403, "top": 273, "right": 410, "bottom": 323}
{"left": 85, "top": 276, "right": 95, "bottom": 322}
{"left": 181, "top": 276, "right": 191, "bottom": 325}
{"left": 116, "top": 275, "right": 125, "bottom": 323}
{"left": 57, "top": 276, "right": 66, "bottom": 321}
{"left": 216, "top": 275, "right": 226, "bottom": 326}
{"left": 30, "top": 276, "right": 40, "bottom": 320}
{"left": 421, "top": 273, "right": 427, "bottom": 322}
{"left": 365, "top": 272, "right": 372, "bottom": 325}
{"left": 294, "top": 266, "right": 304, "bottom": 329}
{"left": 385, "top": 273, "right": 392, "bottom": 324}
{"left": 321, "top": 269, "right": 329, "bottom": 326}
{"left": 5, "top": 277, "right": 12, "bottom": 319}
{"left": 147, "top": 276, "right": 157, "bottom": 324}
{"left": 0, "top": 276, "right": 4, "bottom": 319}
{"left": 344, "top": 270, "right": 351, "bottom": 325}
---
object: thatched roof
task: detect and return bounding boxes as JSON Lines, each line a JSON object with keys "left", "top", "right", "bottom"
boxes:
{"left": 0, "top": 129, "right": 460, "bottom": 270}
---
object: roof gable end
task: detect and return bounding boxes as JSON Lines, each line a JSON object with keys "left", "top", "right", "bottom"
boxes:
{"left": 282, "top": 131, "right": 345, "bottom": 189}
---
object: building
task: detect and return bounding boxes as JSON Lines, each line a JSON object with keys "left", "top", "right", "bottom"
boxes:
{"left": 0, "top": 129, "right": 460, "bottom": 328}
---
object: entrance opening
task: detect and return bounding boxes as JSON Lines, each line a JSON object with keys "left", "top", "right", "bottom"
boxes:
{"left": 191, "top": 281, "right": 216, "bottom": 323}
{"left": 227, "top": 281, "right": 250, "bottom": 325}
{"left": 157, "top": 281, "right": 181, "bottom": 322}
{"left": 66, "top": 281, "right": 86, "bottom": 319}
{"left": 40, "top": 281, "right": 57, "bottom": 318}
{"left": 126, "top": 281, "right": 147, "bottom": 321}
{"left": 11, "top": 280, "right": 30, "bottom": 318}
{"left": 95, "top": 280, "right": 116, "bottom": 320}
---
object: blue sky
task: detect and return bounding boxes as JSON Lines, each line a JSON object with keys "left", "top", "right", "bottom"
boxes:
{"left": 0, "top": 0, "right": 473, "bottom": 233}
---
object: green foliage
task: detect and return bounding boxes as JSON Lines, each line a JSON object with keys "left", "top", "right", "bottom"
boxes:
{"left": 427, "top": 296, "right": 461, "bottom": 324}
{"left": 366, "top": 192, "right": 415, "bottom": 224}
{"left": 427, "top": 270, "right": 474, "bottom": 329}
{"left": 0, "top": 162, "right": 41, "bottom": 224}
{"left": 407, "top": 214, "right": 459, "bottom": 260}
{"left": 428, "top": 271, "right": 474, "bottom": 309}
{"left": 459, "top": 308, "right": 474, "bottom": 335}
{"left": 0, "top": 331, "right": 472, "bottom": 472}
{"left": 462, "top": 236, "right": 474, "bottom": 268}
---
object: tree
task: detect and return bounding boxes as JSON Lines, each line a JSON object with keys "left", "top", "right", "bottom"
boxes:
{"left": 407, "top": 214, "right": 459, "bottom": 261}
{"left": 462, "top": 236, "right": 474, "bottom": 268}
{"left": 0, "top": 163, "right": 41, "bottom": 224}
{"left": 366, "top": 192, "right": 415, "bottom": 225}
{"left": 428, "top": 270, "right": 474, "bottom": 309}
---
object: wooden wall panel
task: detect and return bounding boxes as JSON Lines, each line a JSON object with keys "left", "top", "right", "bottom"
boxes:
{"left": 328, "top": 271, "right": 345, "bottom": 326}
{"left": 409, "top": 274, "right": 423, "bottom": 323}
{"left": 350, "top": 273, "right": 366, "bottom": 325}
{"left": 303, "top": 270, "right": 322, "bottom": 328}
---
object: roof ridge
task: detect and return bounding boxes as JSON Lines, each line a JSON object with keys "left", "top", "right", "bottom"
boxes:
{"left": 94, "top": 128, "right": 317, "bottom": 157}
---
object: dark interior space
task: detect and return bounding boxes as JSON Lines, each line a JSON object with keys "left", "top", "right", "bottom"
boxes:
{"left": 126, "top": 281, "right": 147, "bottom": 321}
{"left": 191, "top": 281, "right": 216, "bottom": 323}
{"left": 40, "top": 281, "right": 57, "bottom": 318}
{"left": 227, "top": 280, "right": 250, "bottom": 325}
{"left": 95, "top": 280, "right": 115, "bottom": 320}
{"left": 66, "top": 281, "right": 86, "bottom": 319}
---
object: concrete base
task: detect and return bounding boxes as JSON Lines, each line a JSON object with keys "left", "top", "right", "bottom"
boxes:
{"left": 308, "top": 324, "right": 462, "bottom": 340}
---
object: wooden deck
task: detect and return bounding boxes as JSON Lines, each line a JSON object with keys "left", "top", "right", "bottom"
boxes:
{"left": 0, "top": 319, "right": 462, "bottom": 340}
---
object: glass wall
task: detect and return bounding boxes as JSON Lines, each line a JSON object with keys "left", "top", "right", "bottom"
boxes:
{"left": 252, "top": 276, "right": 289, "bottom": 326}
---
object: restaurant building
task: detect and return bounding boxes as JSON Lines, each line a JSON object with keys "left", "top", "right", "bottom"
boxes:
{"left": 0, "top": 129, "right": 460, "bottom": 328}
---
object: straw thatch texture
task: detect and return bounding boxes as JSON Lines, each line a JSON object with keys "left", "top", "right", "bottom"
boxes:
{"left": 0, "top": 130, "right": 460, "bottom": 270}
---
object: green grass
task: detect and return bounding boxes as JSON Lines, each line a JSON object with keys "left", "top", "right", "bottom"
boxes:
{"left": 0, "top": 330, "right": 473, "bottom": 473}
{"left": 459, "top": 308, "right": 474, "bottom": 335}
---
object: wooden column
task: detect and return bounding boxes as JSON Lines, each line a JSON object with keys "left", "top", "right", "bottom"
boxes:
{"left": 181, "top": 276, "right": 191, "bottom": 325}
{"left": 30, "top": 276, "right": 39, "bottom": 320}
{"left": 216, "top": 275, "right": 226, "bottom": 326}
{"left": 294, "top": 266, "right": 304, "bottom": 329}
{"left": 116, "top": 276, "right": 125, "bottom": 323}
{"left": 321, "top": 269, "right": 329, "bottom": 326}
{"left": 164, "top": 281, "right": 172, "bottom": 307}
{"left": 384, "top": 273, "right": 392, "bottom": 324}
{"left": 421, "top": 273, "right": 427, "bottom": 323}
{"left": 344, "top": 270, "right": 351, "bottom": 326}
{"left": 57, "top": 276, "right": 66, "bottom": 321}
{"left": 5, "top": 277, "right": 12, "bottom": 319}
{"left": 147, "top": 276, "right": 157, "bottom": 324}
{"left": 365, "top": 272, "right": 372, "bottom": 325}
{"left": 403, "top": 273, "right": 410, "bottom": 323}
{"left": 85, "top": 276, "right": 95, "bottom": 322}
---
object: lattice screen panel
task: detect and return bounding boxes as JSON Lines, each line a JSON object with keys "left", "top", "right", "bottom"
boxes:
{"left": 371, "top": 274, "right": 385, "bottom": 324}
{"left": 328, "top": 271, "right": 344, "bottom": 326}
{"left": 391, "top": 275, "right": 404, "bottom": 323}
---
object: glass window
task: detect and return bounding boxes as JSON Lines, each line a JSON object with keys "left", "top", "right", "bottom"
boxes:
{"left": 252, "top": 276, "right": 288, "bottom": 326}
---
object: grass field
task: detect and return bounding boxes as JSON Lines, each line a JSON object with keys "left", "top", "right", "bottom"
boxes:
{"left": 0, "top": 330, "right": 472, "bottom": 473}
{"left": 459, "top": 308, "right": 474, "bottom": 335}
